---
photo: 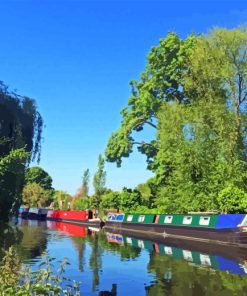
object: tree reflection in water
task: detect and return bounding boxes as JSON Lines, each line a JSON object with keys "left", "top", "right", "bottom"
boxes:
{"left": 98, "top": 283, "right": 117, "bottom": 295}
{"left": 145, "top": 252, "right": 247, "bottom": 295}
{"left": 16, "top": 219, "right": 48, "bottom": 261}
{"left": 0, "top": 220, "right": 23, "bottom": 259}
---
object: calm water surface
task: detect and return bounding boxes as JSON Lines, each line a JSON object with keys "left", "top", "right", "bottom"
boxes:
{"left": 2, "top": 219, "right": 247, "bottom": 295}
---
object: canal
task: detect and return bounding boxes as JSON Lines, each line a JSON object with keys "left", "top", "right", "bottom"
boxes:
{"left": 1, "top": 219, "right": 247, "bottom": 295}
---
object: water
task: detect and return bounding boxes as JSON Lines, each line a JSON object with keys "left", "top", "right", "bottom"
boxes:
{"left": 2, "top": 218, "right": 247, "bottom": 295}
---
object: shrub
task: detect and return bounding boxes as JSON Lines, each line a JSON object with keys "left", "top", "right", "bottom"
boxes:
{"left": 217, "top": 185, "right": 247, "bottom": 213}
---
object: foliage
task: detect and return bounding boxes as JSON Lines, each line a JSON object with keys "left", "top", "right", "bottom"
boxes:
{"left": 105, "top": 32, "right": 196, "bottom": 169}
{"left": 74, "top": 169, "right": 90, "bottom": 199}
{"left": 73, "top": 196, "right": 91, "bottom": 210}
{"left": 217, "top": 185, "right": 247, "bottom": 213}
{"left": 100, "top": 191, "right": 121, "bottom": 210}
{"left": 0, "top": 247, "right": 80, "bottom": 296}
{"left": 25, "top": 166, "right": 53, "bottom": 191}
{"left": 135, "top": 182, "right": 153, "bottom": 207}
{"left": 22, "top": 182, "right": 52, "bottom": 208}
{"left": 105, "top": 27, "right": 247, "bottom": 213}
{"left": 0, "top": 81, "right": 43, "bottom": 163}
{"left": 119, "top": 188, "right": 141, "bottom": 211}
{"left": 53, "top": 191, "right": 73, "bottom": 210}
{"left": 154, "top": 28, "right": 247, "bottom": 213}
{"left": 93, "top": 155, "right": 106, "bottom": 210}
{"left": 0, "top": 148, "right": 29, "bottom": 221}
{"left": 0, "top": 81, "right": 43, "bottom": 221}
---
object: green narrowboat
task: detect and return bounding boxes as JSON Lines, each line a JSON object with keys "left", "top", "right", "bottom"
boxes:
{"left": 105, "top": 213, "right": 247, "bottom": 247}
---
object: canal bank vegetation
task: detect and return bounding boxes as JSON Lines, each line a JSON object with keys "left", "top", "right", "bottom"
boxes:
{"left": 0, "top": 247, "right": 80, "bottom": 296}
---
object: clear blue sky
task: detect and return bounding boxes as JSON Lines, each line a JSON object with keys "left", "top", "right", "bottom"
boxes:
{"left": 0, "top": 0, "right": 246, "bottom": 194}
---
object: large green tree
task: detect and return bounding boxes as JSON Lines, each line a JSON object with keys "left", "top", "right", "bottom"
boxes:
{"left": 105, "top": 33, "right": 195, "bottom": 170}
{"left": 155, "top": 28, "right": 247, "bottom": 212}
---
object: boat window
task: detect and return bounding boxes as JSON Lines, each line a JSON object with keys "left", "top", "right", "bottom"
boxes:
{"left": 199, "top": 216, "right": 210, "bottom": 226}
{"left": 107, "top": 214, "right": 115, "bottom": 221}
{"left": 183, "top": 250, "right": 193, "bottom": 262}
{"left": 164, "top": 216, "right": 173, "bottom": 223}
{"left": 127, "top": 215, "right": 133, "bottom": 222}
{"left": 164, "top": 246, "right": 172, "bottom": 255}
{"left": 116, "top": 214, "right": 124, "bottom": 221}
{"left": 183, "top": 216, "right": 192, "bottom": 225}
{"left": 200, "top": 254, "right": 211, "bottom": 266}
{"left": 138, "top": 215, "right": 145, "bottom": 222}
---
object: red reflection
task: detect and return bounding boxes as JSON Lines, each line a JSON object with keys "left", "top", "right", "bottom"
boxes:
{"left": 47, "top": 221, "right": 87, "bottom": 238}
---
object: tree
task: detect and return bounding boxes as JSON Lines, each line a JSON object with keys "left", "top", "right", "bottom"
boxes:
{"left": 22, "top": 183, "right": 51, "bottom": 208}
{"left": 0, "top": 149, "right": 29, "bottom": 221}
{"left": 25, "top": 167, "right": 53, "bottom": 190}
{"left": 105, "top": 33, "right": 196, "bottom": 169}
{"left": 155, "top": 28, "right": 247, "bottom": 212}
{"left": 92, "top": 155, "right": 106, "bottom": 211}
{"left": 119, "top": 188, "right": 141, "bottom": 211}
{"left": 100, "top": 192, "right": 120, "bottom": 211}
{"left": 0, "top": 81, "right": 43, "bottom": 221}
{"left": 53, "top": 191, "right": 72, "bottom": 210}
{"left": 0, "top": 81, "right": 43, "bottom": 162}
{"left": 73, "top": 196, "right": 91, "bottom": 210}
{"left": 75, "top": 169, "right": 90, "bottom": 198}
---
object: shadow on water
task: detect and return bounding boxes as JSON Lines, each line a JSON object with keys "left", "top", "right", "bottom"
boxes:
{"left": 0, "top": 220, "right": 23, "bottom": 259}
{"left": 9, "top": 219, "right": 247, "bottom": 295}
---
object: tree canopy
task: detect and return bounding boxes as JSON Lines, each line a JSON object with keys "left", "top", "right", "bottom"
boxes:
{"left": 25, "top": 166, "right": 53, "bottom": 191}
{"left": 0, "top": 81, "right": 43, "bottom": 221}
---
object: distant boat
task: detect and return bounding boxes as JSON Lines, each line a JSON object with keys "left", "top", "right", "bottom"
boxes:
{"left": 105, "top": 213, "right": 247, "bottom": 247}
{"left": 27, "top": 208, "right": 49, "bottom": 220}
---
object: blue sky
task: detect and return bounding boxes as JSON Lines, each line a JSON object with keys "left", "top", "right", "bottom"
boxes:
{"left": 0, "top": 0, "right": 246, "bottom": 194}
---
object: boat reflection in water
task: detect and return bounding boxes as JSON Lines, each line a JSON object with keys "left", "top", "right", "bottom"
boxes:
{"left": 105, "top": 230, "right": 247, "bottom": 276}
{"left": 46, "top": 219, "right": 247, "bottom": 276}
{"left": 47, "top": 220, "right": 88, "bottom": 238}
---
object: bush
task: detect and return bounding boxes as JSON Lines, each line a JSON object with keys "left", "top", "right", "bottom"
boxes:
{"left": 0, "top": 247, "right": 80, "bottom": 296}
{"left": 217, "top": 185, "right": 247, "bottom": 213}
{"left": 100, "top": 192, "right": 120, "bottom": 210}
{"left": 73, "top": 197, "right": 91, "bottom": 210}
{"left": 119, "top": 189, "right": 141, "bottom": 211}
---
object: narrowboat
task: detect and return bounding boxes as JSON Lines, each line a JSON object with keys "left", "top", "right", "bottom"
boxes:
{"left": 46, "top": 210, "right": 103, "bottom": 227}
{"left": 105, "top": 213, "right": 247, "bottom": 247}
{"left": 105, "top": 231, "right": 247, "bottom": 275}
{"left": 28, "top": 208, "right": 49, "bottom": 220}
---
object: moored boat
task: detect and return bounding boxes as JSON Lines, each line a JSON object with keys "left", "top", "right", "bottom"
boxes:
{"left": 46, "top": 210, "right": 103, "bottom": 227}
{"left": 28, "top": 208, "right": 49, "bottom": 220}
{"left": 105, "top": 213, "right": 247, "bottom": 247}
